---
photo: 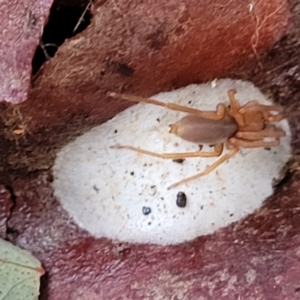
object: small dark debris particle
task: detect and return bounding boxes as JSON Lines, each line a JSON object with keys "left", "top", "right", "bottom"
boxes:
{"left": 28, "top": 12, "right": 38, "bottom": 27}
{"left": 93, "top": 185, "right": 99, "bottom": 192}
{"left": 188, "top": 100, "right": 192, "bottom": 104}
{"left": 142, "top": 206, "right": 151, "bottom": 215}
{"left": 264, "top": 147, "right": 271, "bottom": 151}
{"left": 200, "top": 205, "right": 204, "bottom": 210}
{"left": 198, "top": 145, "right": 203, "bottom": 151}
{"left": 114, "top": 243, "right": 131, "bottom": 257}
{"left": 176, "top": 191, "right": 187, "bottom": 208}
{"left": 229, "top": 213, "right": 234, "bottom": 217}
{"left": 173, "top": 158, "right": 185, "bottom": 164}
{"left": 150, "top": 185, "right": 155, "bottom": 189}
{"left": 148, "top": 222, "right": 152, "bottom": 226}
{"left": 110, "top": 61, "right": 134, "bottom": 77}
{"left": 114, "top": 129, "right": 118, "bottom": 134}
{"left": 48, "top": 173, "right": 54, "bottom": 182}
{"left": 130, "top": 171, "right": 134, "bottom": 176}
{"left": 145, "top": 28, "right": 166, "bottom": 50}
{"left": 156, "top": 118, "right": 160, "bottom": 122}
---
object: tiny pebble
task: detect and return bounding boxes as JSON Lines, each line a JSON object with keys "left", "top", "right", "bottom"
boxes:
{"left": 142, "top": 206, "right": 151, "bottom": 215}
{"left": 176, "top": 192, "right": 187, "bottom": 208}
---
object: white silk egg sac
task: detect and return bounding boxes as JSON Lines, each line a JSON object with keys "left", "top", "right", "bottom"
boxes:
{"left": 52, "top": 79, "right": 291, "bottom": 245}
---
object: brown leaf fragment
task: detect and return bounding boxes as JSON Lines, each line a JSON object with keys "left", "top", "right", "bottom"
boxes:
{"left": 0, "top": 0, "right": 53, "bottom": 104}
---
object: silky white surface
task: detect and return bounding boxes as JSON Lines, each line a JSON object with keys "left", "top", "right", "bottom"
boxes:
{"left": 53, "top": 79, "right": 291, "bottom": 245}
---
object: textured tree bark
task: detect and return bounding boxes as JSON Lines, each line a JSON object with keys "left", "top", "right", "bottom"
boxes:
{"left": 23, "top": 0, "right": 290, "bottom": 129}
{"left": 7, "top": 172, "right": 300, "bottom": 300}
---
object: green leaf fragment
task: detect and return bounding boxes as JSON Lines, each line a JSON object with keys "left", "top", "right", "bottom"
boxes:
{"left": 0, "top": 238, "right": 44, "bottom": 300}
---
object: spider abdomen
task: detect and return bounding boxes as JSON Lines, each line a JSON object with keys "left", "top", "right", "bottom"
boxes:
{"left": 169, "top": 114, "right": 238, "bottom": 144}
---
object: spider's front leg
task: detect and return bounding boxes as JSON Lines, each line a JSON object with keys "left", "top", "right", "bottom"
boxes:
{"left": 229, "top": 125, "right": 286, "bottom": 148}
{"left": 238, "top": 100, "right": 285, "bottom": 122}
{"left": 235, "top": 125, "right": 286, "bottom": 140}
{"left": 109, "top": 92, "right": 227, "bottom": 120}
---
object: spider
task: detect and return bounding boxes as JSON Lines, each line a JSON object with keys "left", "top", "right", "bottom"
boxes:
{"left": 109, "top": 89, "right": 286, "bottom": 189}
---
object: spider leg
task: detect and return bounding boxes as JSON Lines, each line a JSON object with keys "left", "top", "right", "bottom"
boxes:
{"left": 235, "top": 126, "right": 286, "bottom": 140}
{"left": 110, "top": 143, "right": 223, "bottom": 159}
{"left": 227, "top": 89, "right": 245, "bottom": 127}
{"left": 239, "top": 102, "right": 285, "bottom": 122}
{"left": 267, "top": 113, "right": 285, "bottom": 122}
{"left": 168, "top": 147, "right": 239, "bottom": 189}
{"left": 239, "top": 102, "right": 284, "bottom": 114}
{"left": 108, "top": 92, "right": 227, "bottom": 120}
{"left": 229, "top": 137, "right": 280, "bottom": 148}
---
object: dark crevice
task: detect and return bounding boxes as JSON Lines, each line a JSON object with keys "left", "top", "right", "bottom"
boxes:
{"left": 3, "top": 185, "right": 17, "bottom": 241}
{"left": 32, "top": 0, "right": 93, "bottom": 75}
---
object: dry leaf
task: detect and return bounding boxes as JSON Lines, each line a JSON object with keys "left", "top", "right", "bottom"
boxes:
{"left": 0, "top": 238, "right": 44, "bottom": 300}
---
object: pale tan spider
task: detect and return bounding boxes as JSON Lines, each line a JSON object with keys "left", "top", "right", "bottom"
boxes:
{"left": 109, "top": 89, "right": 286, "bottom": 189}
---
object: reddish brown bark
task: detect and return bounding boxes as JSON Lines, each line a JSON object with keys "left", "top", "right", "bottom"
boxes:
{"left": 7, "top": 172, "right": 300, "bottom": 300}
{"left": 22, "top": 0, "right": 290, "bottom": 130}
